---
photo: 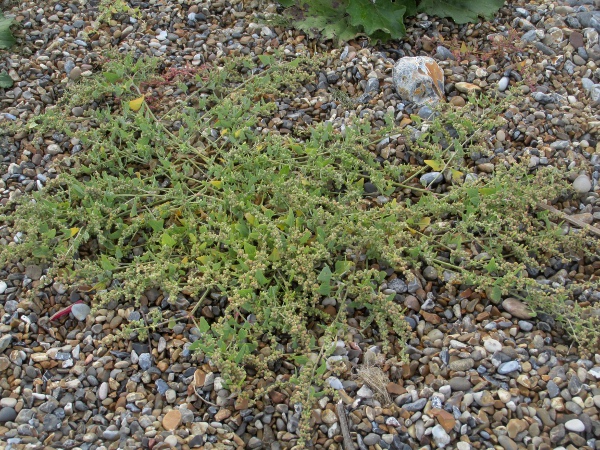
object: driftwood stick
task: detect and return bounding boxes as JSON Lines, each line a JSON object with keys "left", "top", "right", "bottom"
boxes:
{"left": 336, "top": 400, "right": 355, "bottom": 450}
{"left": 537, "top": 203, "right": 600, "bottom": 237}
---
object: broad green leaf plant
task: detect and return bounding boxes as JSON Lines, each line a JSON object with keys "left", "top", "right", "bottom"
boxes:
{"left": 277, "top": 0, "right": 505, "bottom": 43}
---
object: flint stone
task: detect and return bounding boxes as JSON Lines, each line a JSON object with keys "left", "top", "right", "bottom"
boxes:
{"left": 392, "top": 56, "right": 445, "bottom": 105}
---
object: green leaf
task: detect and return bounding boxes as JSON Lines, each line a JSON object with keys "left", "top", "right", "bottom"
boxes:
{"left": 316, "top": 360, "right": 327, "bottom": 376}
{"left": 103, "top": 72, "right": 121, "bottom": 83}
{"left": 161, "top": 232, "right": 176, "bottom": 247}
{"left": 255, "top": 269, "right": 269, "bottom": 286}
{"left": 288, "top": 0, "right": 363, "bottom": 43}
{"left": 334, "top": 260, "right": 353, "bottom": 276}
{"left": 198, "top": 317, "right": 210, "bottom": 333}
{"left": 258, "top": 55, "right": 274, "bottom": 66}
{"left": 317, "top": 265, "right": 332, "bottom": 282}
{"left": 33, "top": 246, "right": 51, "bottom": 258}
{"left": 485, "top": 258, "right": 498, "bottom": 273}
{"left": 0, "top": 11, "right": 16, "bottom": 49}
{"left": 489, "top": 286, "right": 502, "bottom": 303}
{"left": 244, "top": 242, "right": 257, "bottom": 260}
{"left": 347, "top": 0, "right": 408, "bottom": 40}
{"left": 148, "top": 219, "right": 164, "bottom": 232}
{"left": 0, "top": 71, "right": 13, "bottom": 88}
{"left": 318, "top": 282, "right": 331, "bottom": 296}
{"left": 417, "top": 0, "right": 505, "bottom": 24}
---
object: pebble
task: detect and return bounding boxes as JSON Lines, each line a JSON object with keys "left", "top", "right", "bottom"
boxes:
{"left": 0, "top": 407, "right": 17, "bottom": 423}
{"left": 498, "top": 361, "right": 521, "bottom": 375}
{"left": 564, "top": 419, "right": 585, "bottom": 432}
{"left": 501, "top": 298, "right": 533, "bottom": 319}
{"left": 431, "top": 424, "right": 451, "bottom": 448}
{"left": 573, "top": 174, "right": 592, "bottom": 193}
{"left": 70, "top": 303, "right": 90, "bottom": 321}
{"left": 69, "top": 67, "right": 82, "bottom": 81}
{"left": 393, "top": 56, "right": 445, "bottom": 105}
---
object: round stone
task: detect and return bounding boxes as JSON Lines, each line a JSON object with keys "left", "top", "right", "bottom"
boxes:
{"left": 0, "top": 407, "right": 17, "bottom": 423}
{"left": 71, "top": 303, "right": 91, "bottom": 321}
{"left": 450, "top": 96, "right": 465, "bottom": 107}
{"left": 423, "top": 266, "right": 438, "bottom": 280}
{"left": 565, "top": 419, "right": 585, "bottom": 432}
{"left": 573, "top": 175, "right": 592, "bottom": 193}
{"left": 69, "top": 67, "right": 82, "bottom": 81}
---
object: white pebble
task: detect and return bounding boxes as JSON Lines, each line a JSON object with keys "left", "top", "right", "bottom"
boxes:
{"left": 565, "top": 418, "right": 585, "bottom": 432}
{"left": 573, "top": 175, "right": 592, "bottom": 193}
{"left": 498, "top": 76, "right": 510, "bottom": 91}
{"left": 0, "top": 281, "right": 7, "bottom": 295}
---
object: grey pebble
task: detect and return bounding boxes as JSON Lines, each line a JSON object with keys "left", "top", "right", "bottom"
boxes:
{"left": 138, "top": 353, "right": 152, "bottom": 370}
{"left": 497, "top": 360, "right": 521, "bottom": 375}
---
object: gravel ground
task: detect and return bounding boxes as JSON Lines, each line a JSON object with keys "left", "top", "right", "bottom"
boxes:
{"left": 1, "top": 0, "right": 600, "bottom": 449}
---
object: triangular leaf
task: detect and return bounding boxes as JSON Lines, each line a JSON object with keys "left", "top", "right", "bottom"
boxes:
{"left": 424, "top": 160, "right": 444, "bottom": 171}
{"left": 128, "top": 95, "right": 145, "bottom": 111}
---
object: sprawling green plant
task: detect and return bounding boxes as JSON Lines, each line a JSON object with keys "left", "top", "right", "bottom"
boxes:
{"left": 0, "top": 9, "right": 16, "bottom": 87}
{"left": 1, "top": 51, "right": 597, "bottom": 443}
{"left": 277, "top": 0, "right": 505, "bottom": 43}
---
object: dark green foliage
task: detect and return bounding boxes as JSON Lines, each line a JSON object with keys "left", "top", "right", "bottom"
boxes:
{"left": 278, "top": 0, "right": 504, "bottom": 43}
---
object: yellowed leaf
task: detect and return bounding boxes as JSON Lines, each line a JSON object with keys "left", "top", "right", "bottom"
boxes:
{"left": 407, "top": 227, "right": 417, "bottom": 235}
{"left": 209, "top": 180, "right": 222, "bottom": 189}
{"left": 128, "top": 95, "right": 144, "bottom": 111}
{"left": 424, "top": 160, "right": 444, "bottom": 171}
{"left": 460, "top": 42, "right": 468, "bottom": 54}
{"left": 451, "top": 169, "right": 463, "bottom": 181}
{"left": 220, "top": 128, "right": 229, "bottom": 136}
{"left": 418, "top": 217, "right": 431, "bottom": 231}
{"left": 69, "top": 227, "right": 80, "bottom": 237}
{"left": 244, "top": 213, "right": 256, "bottom": 226}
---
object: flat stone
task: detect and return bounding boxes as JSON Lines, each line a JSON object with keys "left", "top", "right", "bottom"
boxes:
{"left": 565, "top": 419, "right": 585, "bottom": 432}
{"left": 363, "top": 433, "right": 381, "bottom": 446}
{"left": 483, "top": 339, "right": 502, "bottom": 353}
{"left": 25, "top": 265, "right": 42, "bottom": 280}
{"left": 430, "top": 408, "right": 456, "bottom": 433}
{"left": 501, "top": 298, "right": 533, "bottom": 319}
{"left": 162, "top": 409, "right": 182, "bottom": 431}
{"left": 498, "top": 435, "right": 518, "bottom": 450}
{"left": 392, "top": 56, "right": 445, "bottom": 105}
{"left": 403, "top": 398, "right": 427, "bottom": 411}
{"left": 384, "top": 382, "right": 406, "bottom": 397}
{"left": 570, "top": 31, "right": 584, "bottom": 48}
{"left": 448, "top": 358, "right": 474, "bottom": 372}
{"left": 498, "top": 360, "right": 521, "bottom": 375}
{"left": 449, "top": 377, "right": 472, "bottom": 391}
{"left": 455, "top": 82, "right": 481, "bottom": 94}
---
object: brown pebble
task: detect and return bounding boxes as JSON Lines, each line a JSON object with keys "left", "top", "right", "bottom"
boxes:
{"left": 450, "top": 96, "right": 466, "bottom": 107}
{"left": 162, "top": 409, "right": 182, "bottom": 431}
{"left": 569, "top": 31, "right": 584, "bottom": 49}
